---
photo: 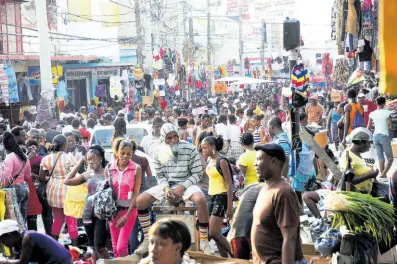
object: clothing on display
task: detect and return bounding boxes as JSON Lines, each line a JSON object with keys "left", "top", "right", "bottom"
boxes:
{"left": 144, "top": 74, "right": 151, "bottom": 89}
{"left": 0, "top": 65, "right": 9, "bottom": 105}
{"left": 5, "top": 67, "right": 18, "bottom": 104}
{"left": 95, "top": 84, "right": 106, "bottom": 98}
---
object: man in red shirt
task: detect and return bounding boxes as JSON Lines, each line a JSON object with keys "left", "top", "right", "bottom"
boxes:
{"left": 358, "top": 92, "right": 377, "bottom": 127}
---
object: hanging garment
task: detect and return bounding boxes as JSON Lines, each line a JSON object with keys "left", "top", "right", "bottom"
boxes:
{"left": 291, "top": 64, "right": 310, "bottom": 96}
{"left": 5, "top": 67, "right": 18, "bottom": 104}
{"left": 345, "top": 33, "right": 354, "bottom": 52}
{"left": 56, "top": 80, "right": 68, "bottom": 99}
{"left": 0, "top": 65, "right": 9, "bottom": 105}
{"left": 144, "top": 74, "right": 152, "bottom": 89}
{"left": 109, "top": 76, "right": 122, "bottom": 99}
{"left": 95, "top": 84, "right": 106, "bottom": 98}
{"left": 358, "top": 39, "right": 373, "bottom": 62}
{"left": 167, "top": 73, "right": 176, "bottom": 87}
{"left": 0, "top": 190, "right": 10, "bottom": 256}
{"left": 347, "top": 0, "right": 358, "bottom": 35}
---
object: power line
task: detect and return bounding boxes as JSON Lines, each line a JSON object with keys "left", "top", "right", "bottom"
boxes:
{"left": 0, "top": 22, "right": 142, "bottom": 42}
{"left": 59, "top": 12, "right": 137, "bottom": 24}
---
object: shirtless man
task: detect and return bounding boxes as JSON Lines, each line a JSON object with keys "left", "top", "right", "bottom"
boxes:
{"left": 193, "top": 114, "right": 215, "bottom": 145}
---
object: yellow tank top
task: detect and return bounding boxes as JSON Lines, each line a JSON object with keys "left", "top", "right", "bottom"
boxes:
{"left": 206, "top": 167, "right": 227, "bottom": 195}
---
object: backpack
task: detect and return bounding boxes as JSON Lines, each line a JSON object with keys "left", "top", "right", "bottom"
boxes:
{"left": 215, "top": 157, "right": 239, "bottom": 200}
{"left": 352, "top": 104, "right": 365, "bottom": 129}
{"left": 93, "top": 167, "right": 118, "bottom": 220}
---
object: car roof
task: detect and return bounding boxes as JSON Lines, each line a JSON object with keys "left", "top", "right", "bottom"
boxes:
{"left": 92, "top": 124, "right": 149, "bottom": 132}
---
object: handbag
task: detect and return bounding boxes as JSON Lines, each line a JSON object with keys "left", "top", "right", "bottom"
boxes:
{"left": 3, "top": 161, "right": 26, "bottom": 189}
{"left": 304, "top": 176, "right": 322, "bottom": 192}
{"left": 336, "top": 151, "right": 358, "bottom": 192}
{"left": 37, "top": 153, "right": 61, "bottom": 199}
{"left": 93, "top": 166, "right": 118, "bottom": 220}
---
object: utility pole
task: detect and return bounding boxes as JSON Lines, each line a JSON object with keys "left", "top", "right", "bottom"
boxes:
{"left": 239, "top": 9, "right": 244, "bottom": 77}
{"left": 183, "top": 1, "right": 187, "bottom": 40}
{"left": 35, "top": 0, "right": 54, "bottom": 121}
{"left": 260, "top": 20, "right": 266, "bottom": 71}
{"left": 144, "top": 0, "right": 153, "bottom": 68}
{"left": 207, "top": 0, "right": 212, "bottom": 96}
{"left": 188, "top": 18, "right": 194, "bottom": 101}
{"left": 134, "top": 0, "right": 143, "bottom": 66}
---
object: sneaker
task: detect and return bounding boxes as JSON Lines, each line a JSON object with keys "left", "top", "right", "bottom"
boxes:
{"left": 134, "top": 239, "right": 149, "bottom": 255}
{"left": 200, "top": 239, "right": 216, "bottom": 255}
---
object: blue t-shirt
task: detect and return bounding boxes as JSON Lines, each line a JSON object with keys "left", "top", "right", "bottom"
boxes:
{"left": 331, "top": 109, "right": 342, "bottom": 124}
{"left": 272, "top": 132, "right": 294, "bottom": 177}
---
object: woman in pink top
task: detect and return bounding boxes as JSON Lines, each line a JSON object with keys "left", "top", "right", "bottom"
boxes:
{"left": 0, "top": 132, "right": 31, "bottom": 222}
{"left": 108, "top": 140, "right": 142, "bottom": 257}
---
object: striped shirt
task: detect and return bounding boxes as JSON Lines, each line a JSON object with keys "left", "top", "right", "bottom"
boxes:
{"left": 40, "top": 152, "right": 77, "bottom": 208}
{"left": 253, "top": 126, "right": 263, "bottom": 144}
{"left": 154, "top": 141, "right": 203, "bottom": 189}
{"left": 305, "top": 104, "right": 324, "bottom": 125}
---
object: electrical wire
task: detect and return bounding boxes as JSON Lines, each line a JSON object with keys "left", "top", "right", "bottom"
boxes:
{"left": 0, "top": 22, "right": 142, "bottom": 42}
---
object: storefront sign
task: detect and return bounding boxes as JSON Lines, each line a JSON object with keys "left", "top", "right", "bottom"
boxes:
{"left": 120, "top": 49, "right": 137, "bottom": 64}
{"left": 97, "top": 68, "right": 118, "bottom": 77}
{"left": 67, "top": 71, "right": 90, "bottom": 79}
{"left": 28, "top": 66, "right": 41, "bottom": 85}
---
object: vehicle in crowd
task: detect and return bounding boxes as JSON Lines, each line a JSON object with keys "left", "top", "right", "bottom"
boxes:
{"left": 90, "top": 124, "right": 154, "bottom": 169}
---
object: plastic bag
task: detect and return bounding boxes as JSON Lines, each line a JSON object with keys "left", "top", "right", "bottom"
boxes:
{"left": 353, "top": 233, "right": 377, "bottom": 264}
{"left": 371, "top": 181, "right": 390, "bottom": 203}
{"left": 64, "top": 183, "right": 88, "bottom": 218}
{"left": 310, "top": 219, "right": 330, "bottom": 242}
{"left": 315, "top": 228, "right": 341, "bottom": 257}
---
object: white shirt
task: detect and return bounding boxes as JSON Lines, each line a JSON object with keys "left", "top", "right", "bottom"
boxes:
{"left": 215, "top": 123, "right": 228, "bottom": 140}
{"left": 62, "top": 125, "right": 74, "bottom": 134}
{"left": 141, "top": 134, "right": 162, "bottom": 159}
{"left": 369, "top": 109, "right": 393, "bottom": 135}
{"left": 227, "top": 124, "right": 241, "bottom": 142}
{"left": 23, "top": 120, "right": 33, "bottom": 130}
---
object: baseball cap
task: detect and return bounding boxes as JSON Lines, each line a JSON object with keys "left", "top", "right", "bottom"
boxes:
{"left": 0, "top": 220, "right": 19, "bottom": 236}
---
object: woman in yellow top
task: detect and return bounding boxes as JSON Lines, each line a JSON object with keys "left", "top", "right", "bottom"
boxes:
{"left": 340, "top": 128, "right": 379, "bottom": 193}
{"left": 237, "top": 133, "right": 259, "bottom": 186}
{"left": 201, "top": 135, "right": 233, "bottom": 258}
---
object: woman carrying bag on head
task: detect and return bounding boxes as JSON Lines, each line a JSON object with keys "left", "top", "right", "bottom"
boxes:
{"left": 0, "top": 132, "right": 31, "bottom": 223}
{"left": 39, "top": 134, "right": 79, "bottom": 245}
{"left": 107, "top": 140, "right": 142, "bottom": 258}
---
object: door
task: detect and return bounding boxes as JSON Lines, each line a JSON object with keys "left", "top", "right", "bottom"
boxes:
{"left": 67, "top": 79, "right": 88, "bottom": 110}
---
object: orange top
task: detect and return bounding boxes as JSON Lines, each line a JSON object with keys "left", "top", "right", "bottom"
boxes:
{"left": 348, "top": 103, "right": 364, "bottom": 134}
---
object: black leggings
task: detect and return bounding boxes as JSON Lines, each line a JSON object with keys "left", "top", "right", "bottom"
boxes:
{"left": 36, "top": 185, "right": 53, "bottom": 235}
{"left": 83, "top": 218, "right": 107, "bottom": 250}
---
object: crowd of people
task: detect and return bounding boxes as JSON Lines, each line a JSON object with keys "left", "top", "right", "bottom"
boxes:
{"left": 0, "top": 79, "right": 395, "bottom": 264}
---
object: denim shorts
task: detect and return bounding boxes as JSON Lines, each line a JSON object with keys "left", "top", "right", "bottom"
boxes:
{"left": 374, "top": 134, "right": 394, "bottom": 161}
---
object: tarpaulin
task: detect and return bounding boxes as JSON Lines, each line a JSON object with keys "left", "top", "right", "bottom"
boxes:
{"left": 379, "top": 0, "right": 397, "bottom": 95}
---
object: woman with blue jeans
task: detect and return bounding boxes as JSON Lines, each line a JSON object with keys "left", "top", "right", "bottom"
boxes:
{"left": 367, "top": 96, "right": 394, "bottom": 178}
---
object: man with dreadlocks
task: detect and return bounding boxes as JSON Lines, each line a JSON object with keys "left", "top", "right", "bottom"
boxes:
{"left": 135, "top": 123, "right": 214, "bottom": 255}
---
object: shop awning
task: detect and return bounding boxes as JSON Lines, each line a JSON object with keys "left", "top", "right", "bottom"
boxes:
{"left": 0, "top": 55, "right": 98, "bottom": 61}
